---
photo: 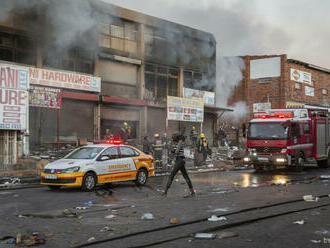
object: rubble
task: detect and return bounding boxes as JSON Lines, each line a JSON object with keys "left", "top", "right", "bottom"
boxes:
{"left": 293, "top": 219, "right": 305, "bottom": 225}
{"left": 87, "top": 237, "right": 96, "bottom": 243}
{"left": 170, "top": 218, "right": 180, "bottom": 224}
{"left": 0, "top": 177, "right": 21, "bottom": 187}
{"left": 218, "top": 232, "right": 239, "bottom": 239}
{"left": 303, "top": 195, "right": 319, "bottom": 202}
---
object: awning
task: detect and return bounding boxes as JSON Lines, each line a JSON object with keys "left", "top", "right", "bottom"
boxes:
{"left": 204, "top": 105, "right": 234, "bottom": 113}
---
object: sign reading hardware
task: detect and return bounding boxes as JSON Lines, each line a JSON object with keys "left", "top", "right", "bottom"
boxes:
{"left": 29, "top": 67, "right": 101, "bottom": 92}
{"left": 167, "top": 96, "right": 204, "bottom": 122}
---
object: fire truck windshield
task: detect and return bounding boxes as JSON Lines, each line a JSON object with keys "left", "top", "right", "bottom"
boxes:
{"left": 248, "top": 122, "right": 289, "bottom": 140}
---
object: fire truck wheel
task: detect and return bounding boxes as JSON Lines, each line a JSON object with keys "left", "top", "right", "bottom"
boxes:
{"left": 294, "top": 154, "right": 304, "bottom": 172}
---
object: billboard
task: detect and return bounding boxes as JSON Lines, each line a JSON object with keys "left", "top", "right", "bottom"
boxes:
{"left": 167, "top": 96, "right": 204, "bottom": 122}
{"left": 250, "top": 57, "right": 281, "bottom": 79}
{"left": 183, "top": 88, "right": 215, "bottom": 105}
{"left": 0, "top": 64, "right": 29, "bottom": 130}
{"left": 29, "top": 67, "right": 101, "bottom": 92}
{"left": 29, "top": 86, "right": 62, "bottom": 109}
{"left": 253, "top": 102, "right": 271, "bottom": 113}
{"left": 290, "top": 68, "right": 312, "bottom": 84}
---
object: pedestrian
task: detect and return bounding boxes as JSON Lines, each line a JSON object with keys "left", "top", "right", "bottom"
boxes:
{"left": 163, "top": 132, "right": 195, "bottom": 197}
{"left": 142, "top": 136, "right": 151, "bottom": 154}
{"left": 242, "top": 123, "right": 247, "bottom": 138}
{"left": 218, "top": 126, "right": 227, "bottom": 147}
{"left": 197, "top": 133, "right": 209, "bottom": 163}
{"left": 152, "top": 133, "right": 164, "bottom": 170}
{"left": 190, "top": 126, "right": 198, "bottom": 148}
{"left": 119, "top": 122, "right": 130, "bottom": 143}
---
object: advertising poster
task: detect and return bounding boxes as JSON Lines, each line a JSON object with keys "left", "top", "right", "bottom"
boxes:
{"left": 167, "top": 96, "right": 204, "bottom": 122}
{"left": 29, "top": 86, "right": 62, "bottom": 109}
{"left": 183, "top": 88, "right": 215, "bottom": 105}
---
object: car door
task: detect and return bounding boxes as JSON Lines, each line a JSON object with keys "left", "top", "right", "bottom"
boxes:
{"left": 96, "top": 147, "right": 120, "bottom": 183}
{"left": 118, "top": 146, "right": 139, "bottom": 179}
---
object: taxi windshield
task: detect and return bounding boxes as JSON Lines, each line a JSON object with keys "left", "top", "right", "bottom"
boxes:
{"left": 66, "top": 147, "right": 104, "bottom": 159}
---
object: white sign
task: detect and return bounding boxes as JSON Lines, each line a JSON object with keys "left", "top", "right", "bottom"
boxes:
{"left": 0, "top": 64, "right": 29, "bottom": 130}
{"left": 305, "top": 86, "right": 314, "bottom": 97}
{"left": 253, "top": 102, "right": 271, "bottom": 113}
{"left": 290, "top": 69, "right": 312, "bottom": 84}
{"left": 183, "top": 88, "right": 215, "bottom": 105}
{"left": 250, "top": 57, "right": 281, "bottom": 79}
{"left": 167, "top": 96, "right": 204, "bottom": 122}
{"left": 29, "top": 67, "right": 101, "bottom": 92}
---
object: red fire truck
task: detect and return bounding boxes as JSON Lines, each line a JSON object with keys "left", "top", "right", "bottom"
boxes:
{"left": 243, "top": 108, "right": 330, "bottom": 171}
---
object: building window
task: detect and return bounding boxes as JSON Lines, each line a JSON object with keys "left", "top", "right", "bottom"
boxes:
{"left": 43, "top": 47, "right": 94, "bottom": 74}
{"left": 184, "top": 70, "right": 210, "bottom": 90}
{"left": 144, "top": 63, "right": 178, "bottom": 102}
{"left": 322, "top": 88, "right": 328, "bottom": 95}
{"left": 99, "top": 18, "right": 137, "bottom": 53}
{"left": 295, "top": 83, "right": 301, "bottom": 89}
{"left": 0, "top": 32, "right": 36, "bottom": 65}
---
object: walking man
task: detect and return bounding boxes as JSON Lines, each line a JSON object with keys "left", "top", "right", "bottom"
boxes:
{"left": 163, "top": 132, "right": 195, "bottom": 197}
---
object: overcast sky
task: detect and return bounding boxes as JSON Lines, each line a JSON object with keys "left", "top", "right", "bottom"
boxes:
{"left": 104, "top": 0, "right": 330, "bottom": 68}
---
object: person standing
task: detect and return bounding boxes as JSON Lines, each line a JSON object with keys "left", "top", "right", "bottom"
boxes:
{"left": 197, "top": 133, "right": 209, "bottom": 163}
{"left": 190, "top": 126, "right": 198, "bottom": 148}
{"left": 142, "top": 136, "right": 151, "bottom": 154}
{"left": 163, "top": 132, "right": 195, "bottom": 197}
{"left": 152, "top": 133, "right": 164, "bottom": 170}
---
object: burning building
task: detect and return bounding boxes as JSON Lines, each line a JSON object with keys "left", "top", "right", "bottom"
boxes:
{"left": 0, "top": 0, "right": 220, "bottom": 169}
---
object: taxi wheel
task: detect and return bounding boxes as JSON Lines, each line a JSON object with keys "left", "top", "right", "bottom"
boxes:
{"left": 82, "top": 172, "right": 97, "bottom": 191}
{"left": 135, "top": 169, "right": 148, "bottom": 186}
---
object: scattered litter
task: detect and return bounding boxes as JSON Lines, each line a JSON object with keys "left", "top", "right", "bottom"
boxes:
{"left": 131, "top": 205, "right": 135, "bottom": 208}
{"left": 293, "top": 219, "right": 305, "bottom": 225}
{"left": 208, "top": 215, "right": 227, "bottom": 222}
{"left": 18, "top": 215, "right": 25, "bottom": 218}
{"left": 105, "top": 214, "right": 116, "bottom": 219}
{"left": 303, "top": 195, "right": 319, "bottom": 202}
{"left": 75, "top": 207, "right": 88, "bottom": 210}
{"left": 315, "top": 230, "right": 329, "bottom": 235}
{"left": 0, "top": 177, "right": 21, "bottom": 187}
{"left": 87, "top": 237, "right": 96, "bottom": 243}
{"left": 84, "top": 201, "right": 93, "bottom": 206}
{"left": 207, "top": 164, "right": 214, "bottom": 168}
{"left": 194, "top": 233, "right": 216, "bottom": 239}
{"left": 310, "top": 240, "right": 321, "bottom": 243}
{"left": 100, "top": 226, "right": 113, "bottom": 232}
{"left": 7, "top": 238, "right": 15, "bottom": 244}
{"left": 208, "top": 208, "right": 230, "bottom": 212}
{"left": 218, "top": 232, "right": 239, "bottom": 239}
{"left": 170, "top": 218, "right": 180, "bottom": 224}
{"left": 320, "top": 175, "right": 330, "bottom": 179}
{"left": 16, "top": 233, "right": 22, "bottom": 244}
{"left": 141, "top": 213, "right": 154, "bottom": 220}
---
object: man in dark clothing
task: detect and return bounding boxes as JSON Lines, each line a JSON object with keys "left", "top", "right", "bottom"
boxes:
{"left": 152, "top": 133, "right": 164, "bottom": 169}
{"left": 142, "top": 136, "right": 151, "bottom": 154}
{"left": 190, "top": 126, "right": 198, "bottom": 148}
{"left": 163, "top": 132, "right": 195, "bottom": 197}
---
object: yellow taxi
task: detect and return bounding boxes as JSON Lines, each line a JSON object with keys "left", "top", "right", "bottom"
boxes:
{"left": 41, "top": 141, "right": 154, "bottom": 191}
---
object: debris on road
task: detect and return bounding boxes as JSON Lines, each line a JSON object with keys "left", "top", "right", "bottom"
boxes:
{"left": 105, "top": 214, "right": 116, "bottom": 219}
{"left": 208, "top": 207, "right": 230, "bottom": 212}
{"left": 217, "top": 232, "right": 239, "bottom": 239}
{"left": 170, "top": 218, "right": 180, "bottom": 224}
{"left": 75, "top": 206, "right": 89, "bottom": 210}
{"left": 84, "top": 201, "right": 93, "bottom": 206}
{"left": 100, "top": 226, "right": 113, "bottom": 232}
{"left": 293, "top": 219, "right": 305, "bottom": 225}
{"left": 303, "top": 195, "right": 319, "bottom": 202}
{"left": 320, "top": 175, "right": 330, "bottom": 180}
{"left": 141, "top": 213, "right": 154, "bottom": 220}
{"left": 208, "top": 215, "right": 227, "bottom": 222}
{"left": 315, "top": 230, "right": 329, "bottom": 235}
{"left": 87, "top": 237, "right": 96, "bottom": 243}
{"left": 0, "top": 177, "right": 21, "bottom": 187}
{"left": 194, "top": 233, "right": 217, "bottom": 239}
{"left": 310, "top": 240, "right": 321, "bottom": 243}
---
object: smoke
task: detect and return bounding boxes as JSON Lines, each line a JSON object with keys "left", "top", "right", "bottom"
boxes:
{"left": 0, "top": 0, "right": 98, "bottom": 57}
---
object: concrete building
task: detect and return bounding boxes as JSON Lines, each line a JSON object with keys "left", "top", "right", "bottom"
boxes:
{"left": 229, "top": 54, "right": 330, "bottom": 121}
{"left": 0, "top": 0, "right": 219, "bottom": 169}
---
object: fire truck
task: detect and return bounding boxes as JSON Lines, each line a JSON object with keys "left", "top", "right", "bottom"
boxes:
{"left": 243, "top": 108, "right": 330, "bottom": 171}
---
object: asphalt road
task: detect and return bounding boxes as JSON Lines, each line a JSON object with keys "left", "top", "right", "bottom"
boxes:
{"left": 1, "top": 164, "right": 330, "bottom": 247}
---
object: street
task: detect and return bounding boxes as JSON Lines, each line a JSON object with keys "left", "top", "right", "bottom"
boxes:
{"left": 1, "top": 165, "right": 330, "bottom": 247}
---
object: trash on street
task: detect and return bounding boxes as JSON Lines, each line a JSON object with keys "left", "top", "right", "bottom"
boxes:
{"left": 303, "top": 195, "right": 319, "bottom": 202}
{"left": 218, "top": 232, "right": 239, "bottom": 239}
{"left": 208, "top": 215, "right": 227, "bottom": 222}
{"left": 194, "top": 233, "right": 217, "bottom": 239}
{"left": 105, "top": 214, "right": 116, "bottom": 219}
{"left": 87, "top": 237, "right": 96, "bottom": 243}
{"left": 141, "top": 213, "right": 154, "bottom": 220}
{"left": 170, "top": 218, "right": 180, "bottom": 224}
{"left": 293, "top": 219, "right": 305, "bottom": 225}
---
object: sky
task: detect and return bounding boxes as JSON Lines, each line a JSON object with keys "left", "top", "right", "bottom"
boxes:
{"left": 103, "top": 0, "right": 330, "bottom": 69}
